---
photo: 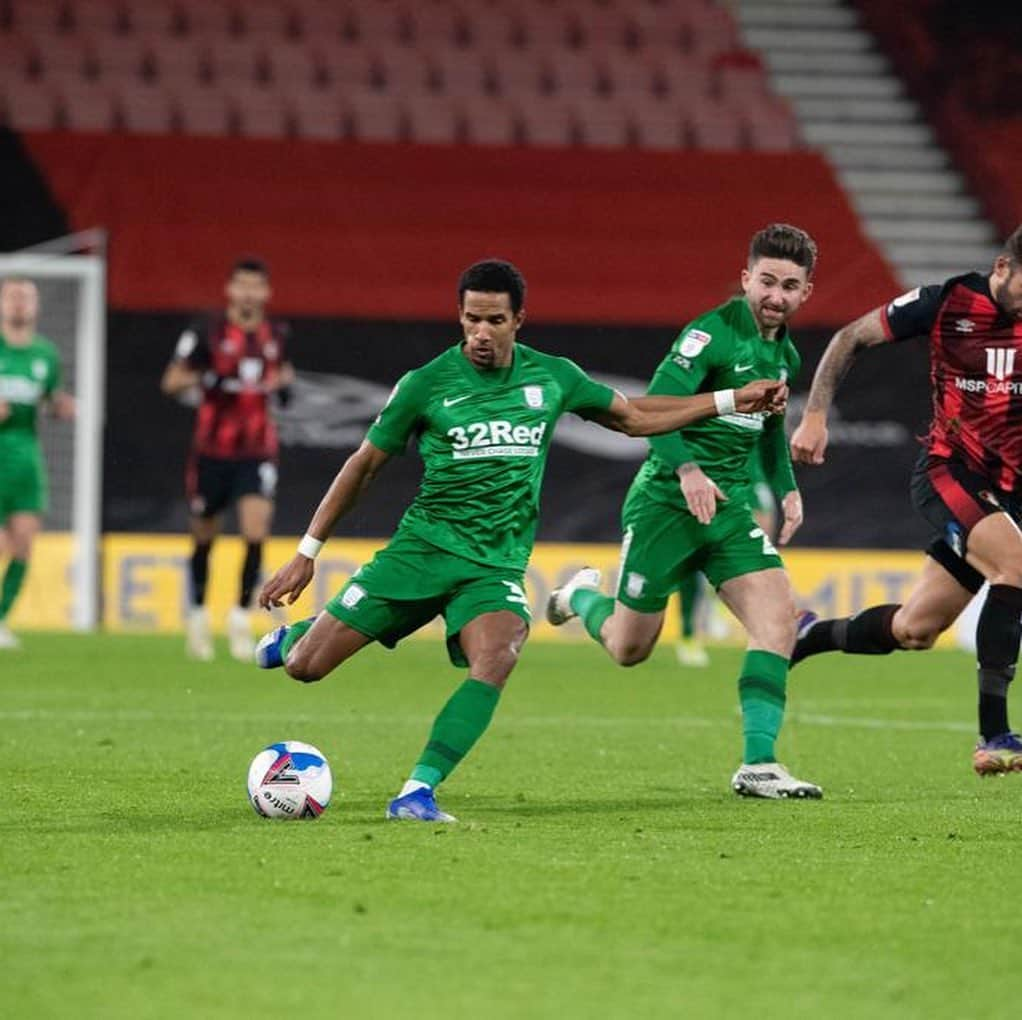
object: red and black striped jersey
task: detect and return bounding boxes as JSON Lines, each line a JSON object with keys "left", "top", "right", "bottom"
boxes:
{"left": 175, "top": 315, "right": 290, "bottom": 461}
{"left": 881, "top": 272, "right": 1022, "bottom": 493}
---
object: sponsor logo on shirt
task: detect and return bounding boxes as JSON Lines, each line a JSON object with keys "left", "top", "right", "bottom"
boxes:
{"left": 678, "top": 328, "right": 712, "bottom": 358}
{"left": 954, "top": 348, "right": 1021, "bottom": 394}
{"left": 987, "top": 347, "right": 1016, "bottom": 381}
{"left": 0, "top": 376, "right": 43, "bottom": 403}
{"left": 31, "top": 359, "right": 47, "bottom": 380}
{"left": 447, "top": 420, "right": 548, "bottom": 459}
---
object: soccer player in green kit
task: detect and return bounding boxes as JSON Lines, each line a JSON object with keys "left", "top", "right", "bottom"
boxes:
{"left": 548, "top": 225, "right": 822, "bottom": 799}
{"left": 254, "top": 259, "right": 786, "bottom": 821}
{"left": 0, "top": 278, "right": 75, "bottom": 649}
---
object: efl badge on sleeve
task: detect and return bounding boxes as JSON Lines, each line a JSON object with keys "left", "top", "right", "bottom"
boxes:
{"left": 678, "top": 329, "right": 712, "bottom": 358}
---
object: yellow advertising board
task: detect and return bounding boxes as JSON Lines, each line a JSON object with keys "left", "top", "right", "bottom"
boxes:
{"left": 11, "top": 533, "right": 957, "bottom": 648}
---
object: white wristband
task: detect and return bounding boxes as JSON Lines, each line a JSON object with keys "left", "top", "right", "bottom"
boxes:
{"left": 713, "top": 388, "right": 736, "bottom": 416}
{"left": 297, "top": 534, "right": 324, "bottom": 559}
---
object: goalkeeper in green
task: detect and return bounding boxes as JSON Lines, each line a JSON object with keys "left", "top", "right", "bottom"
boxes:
{"left": 0, "top": 278, "right": 75, "bottom": 649}
{"left": 254, "top": 259, "right": 785, "bottom": 822}
{"left": 548, "top": 224, "right": 822, "bottom": 800}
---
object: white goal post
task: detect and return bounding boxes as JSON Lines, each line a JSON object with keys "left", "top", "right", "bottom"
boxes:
{"left": 0, "top": 252, "right": 106, "bottom": 631}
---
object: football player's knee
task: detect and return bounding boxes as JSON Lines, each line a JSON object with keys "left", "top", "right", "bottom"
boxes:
{"left": 606, "top": 636, "right": 653, "bottom": 667}
{"left": 284, "top": 651, "right": 324, "bottom": 683}
{"left": 897, "top": 620, "right": 942, "bottom": 650}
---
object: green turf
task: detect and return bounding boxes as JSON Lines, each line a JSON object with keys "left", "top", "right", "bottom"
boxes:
{"left": 3, "top": 633, "right": 1022, "bottom": 1018}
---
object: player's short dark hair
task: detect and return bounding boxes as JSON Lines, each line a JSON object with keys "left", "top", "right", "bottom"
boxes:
{"left": 458, "top": 259, "right": 526, "bottom": 314}
{"left": 748, "top": 224, "right": 818, "bottom": 275}
{"left": 230, "top": 256, "right": 270, "bottom": 280}
{"left": 1003, "top": 225, "right": 1022, "bottom": 266}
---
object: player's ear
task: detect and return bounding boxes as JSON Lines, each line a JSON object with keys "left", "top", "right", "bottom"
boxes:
{"left": 514, "top": 307, "right": 526, "bottom": 331}
{"left": 740, "top": 267, "right": 751, "bottom": 291}
{"left": 802, "top": 280, "right": 814, "bottom": 302}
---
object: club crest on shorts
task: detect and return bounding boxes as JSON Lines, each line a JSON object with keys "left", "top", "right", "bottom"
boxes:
{"left": 523, "top": 385, "right": 544, "bottom": 409}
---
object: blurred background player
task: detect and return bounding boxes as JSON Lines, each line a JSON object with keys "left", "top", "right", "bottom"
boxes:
{"left": 549, "top": 224, "right": 819, "bottom": 799}
{"left": 161, "top": 257, "right": 294, "bottom": 662}
{"left": 675, "top": 443, "right": 777, "bottom": 667}
{"left": 0, "top": 278, "right": 75, "bottom": 649}
{"left": 790, "top": 224, "right": 1022, "bottom": 776}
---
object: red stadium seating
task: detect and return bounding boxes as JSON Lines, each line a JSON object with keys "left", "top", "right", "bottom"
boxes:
{"left": 22, "top": 133, "right": 900, "bottom": 323}
{"left": 460, "top": 96, "right": 519, "bottom": 146}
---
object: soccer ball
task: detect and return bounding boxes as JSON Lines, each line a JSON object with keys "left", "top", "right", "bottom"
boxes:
{"left": 247, "top": 741, "right": 333, "bottom": 819}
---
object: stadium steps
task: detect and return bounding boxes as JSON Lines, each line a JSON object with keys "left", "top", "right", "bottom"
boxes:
{"left": 735, "top": 0, "right": 1001, "bottom": 287}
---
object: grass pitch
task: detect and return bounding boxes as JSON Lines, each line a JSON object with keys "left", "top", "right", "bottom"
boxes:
{"left": 4, "top": 633, "right": 1021, "bottom": 1019}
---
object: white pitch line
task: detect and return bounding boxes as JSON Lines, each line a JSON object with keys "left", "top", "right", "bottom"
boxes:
{"left": 0, "top": 708, "right": 976, "bottom": 733}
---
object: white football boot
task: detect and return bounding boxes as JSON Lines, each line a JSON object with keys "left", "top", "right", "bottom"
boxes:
{"left": 185, "top": 606, "right": 215, "bottom": 661}
{"left": 227, "top": 606, "right": 254, "bottom": 662}
{"left": 0, "top": 622, "right": 21, "bottom": 650}
{"left": 731, "top": 762, "right": 823, "bottom": 800}
{"left": 675, "top": 637, "right": 710, "bottom": 667}
{"left": 545, "top": 567, "right": 602, "bottom": 626}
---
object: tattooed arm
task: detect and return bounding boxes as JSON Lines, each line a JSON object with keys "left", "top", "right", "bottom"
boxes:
{"left": 790, "top": 307, "right": 889, "bottom": 465}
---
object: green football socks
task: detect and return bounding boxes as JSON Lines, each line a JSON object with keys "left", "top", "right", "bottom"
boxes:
{"left": 678, "top": 573, "right": 700, "bottom": 639}
{"left": 280, "top": 617, "right": 315, "bottom": 659}
{"left": 0, "top": 559, "right": 27, "bottom": 621}
{"left": 738, "top": 650, "right": 788, "bottom": 764}
{"left": 410, "top": 679, "right": 501, "bottom": 788}
{"left": 570, "top": 587, "right": 615, "bottom": 644}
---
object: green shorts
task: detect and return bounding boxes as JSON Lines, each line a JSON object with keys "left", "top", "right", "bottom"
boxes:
{"left": 325, "top": 531, "right": 532, "bottom": 667}
{"left": 0, "top": 453, "right": 47, "bottom": 523}
{"left": 617, "top": 488, "right": 783, "bottom": 613}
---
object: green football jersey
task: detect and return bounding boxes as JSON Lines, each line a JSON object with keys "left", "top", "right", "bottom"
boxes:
{"left": 367, "top": 342, "right": 615, "bottom": 571}
{"left": 0, "top": 333, "right": 61, "bottom": 459}
{"left": 632, "top": 296, "right": 800, "bottom": 509}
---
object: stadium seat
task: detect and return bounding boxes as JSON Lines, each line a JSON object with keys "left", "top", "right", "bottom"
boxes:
{"left": 58, "top": 80, "right": 117, "bottom": 131}
{"left": 91, "top": 33, "right": 151, "bottom": 82}
{"left": 173, "top": 83, "right": 235, "bottom": 134}
{"left": 292, "top": 1, "right": 347, "bottom": 44}
{"left": 71, "top": 0, "right": 130, "bottom": 36}
{"left": 601, "top": 50, "right": 658, "bottom": 99}
{"left": 122, "top": 1, "right": 178, "bottom": 38}
{"left": 174, "top": 0, "right": 237, "bottom": 38}
{"left": 461, "top": 8, "right": 523, "bottom": 51}
{"left": 1, "top": 79, "right": 58, "bottom": 130}
{"left": 148, "top": 36, "right": 211, "bottom": 83}
{"left": 515, "top": 3, "right": 576, "bottom": 51}
{"left": 207, "top": 37, "right": 269, "bottom": 84}
{"left": 686, "top": 4, "right": 741, "bottom": 62}
{"left": 518, "top": 100, "right": 576, "bottom": 147}
{"left": 742, "top": 99, "right": 800, "bottom": 152}
{"left": 264, "top": 41, "right": 325, "bottom": 90}
{"left": 6, "top": 0, "right": 66, "bottom": 36}
{"left": 460, "top": 96, "right": 519, "bottom": 146}
{"left": 404, "top": 2, "right": 468, "bottom": 47}
{"left": 687, "top": 101, "right": 744, "bottom": 150}
{"left": 118, "top": 82, "right": 178, "bottom": 134}
{"left": 404, "top": 94, "right": 461, "bottom": 144}
{"left": 348, "top": 4, "right": 412, "bottom": 47}
{"left": 287, "top": 87, "right": 344, "bottom": 140}
{"left": 344, "top": 88, "right": 404, "bottom": 142}
{"left": 430, "top": 48, "right": 492, "bottom": 98}
{"left": 230, "top": 84, "right": 291, "bottom": 138}
{"left": 27, "top": 33, "right": 94, "bottom": 80}
{"left": 654, "top": 61, "right": 713, "bottom": 103}
{"left": 631, "top": 5, "right": 691, "bottom": 54}
{"left": 233, "top": 0, "right": 299, "bottom": 40}
{"left": 489, "top": 50, "right": 547, "bottom": 99}
{"left": 572, "top": 96, "right": 632, "bottom": 148}
{"left": 541, "top": 49, "right": 605, "bottom": 97}
{"left": 569, "top": 5, "right": 637, "bottom": 51}
{"left": 629, "top": 101, "right": 685, "bottom": 149}
{"left": 371, "top": 44, "right": 435, "bottom": 94}
{"left": 319, "top": 43, "right": 374, "bottom": 90}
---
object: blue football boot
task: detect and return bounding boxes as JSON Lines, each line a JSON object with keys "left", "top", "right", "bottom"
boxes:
{"left": 386, "top": 786, "right": 457, "bottom": 822}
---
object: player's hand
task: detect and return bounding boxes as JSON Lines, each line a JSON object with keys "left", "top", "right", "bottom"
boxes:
{"left": 259, "top": 555, "right": 315, "bottom": 609}
{"left": 0, "top": 399, "right": 9, "bottom": 423}
{"left": 51, "top": 391, "right": 76, "bottom": 420}
{"left": 678, "top": 463, "right": 727, "bottom": 525}
{"left": 735, "top": 380, "right": 788, "bottom": 414}
{"left": 790, "top": 412, "right": 828, "bottom": 464}
{"left": 777, "top": 490, "right": 803, "bottom": 545}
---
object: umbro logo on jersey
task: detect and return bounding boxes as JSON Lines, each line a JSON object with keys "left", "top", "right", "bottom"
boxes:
{"left": 443, "top": 395, "right": 471, "bottom": 407}
{"left": 954, "top": 319, "right": 976, "bottom": 334}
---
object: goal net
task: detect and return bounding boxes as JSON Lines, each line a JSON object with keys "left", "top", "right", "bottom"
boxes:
{"left": 0, "top": 250, "right": 105, "bottom": 631}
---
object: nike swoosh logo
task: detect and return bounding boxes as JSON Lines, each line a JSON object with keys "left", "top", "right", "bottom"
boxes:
{"left": 443, "top": 395, "right": 471, "bottom": 407}
{"left": 735, "top": 363, "right": 755, "bottom": 373}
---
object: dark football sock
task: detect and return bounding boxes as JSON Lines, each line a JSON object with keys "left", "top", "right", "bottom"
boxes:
{"left": 189, "top": 541, "right": 212, "bottom": 606}
{"left": 976, "top": 585, "right": 1022, "bottom": 741}
{"left": 791, "top": 604, "right": 901, "bottom": 665}
{"left": 240, "top": 541, "right": 262, "bottom": 608}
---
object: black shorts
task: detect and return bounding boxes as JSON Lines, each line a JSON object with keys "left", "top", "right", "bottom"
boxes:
{"left": 910, "top": 452, "right": 1019, "bottom": 593}
{"left": 186, "top": 456, "right": 278, "bottom": 518}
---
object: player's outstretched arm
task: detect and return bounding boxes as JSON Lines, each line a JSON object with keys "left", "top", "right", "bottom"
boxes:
{"left": 790, "top": 307, "right": 887, "bottom": 464}
{"left": 160, "top": 359, "right": 201, "bottom": 396}
{"left": 594, "top": 379, "right": 787, "bottom": 437}
{"left": 258, "top": 440, "right": 391, "bottom": 609}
